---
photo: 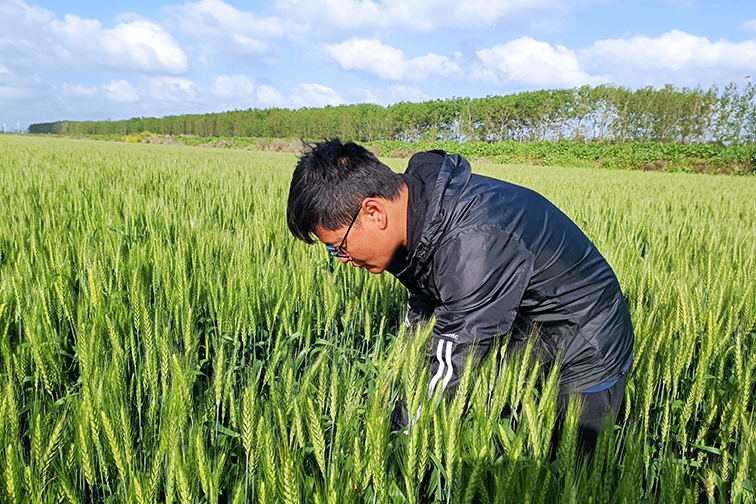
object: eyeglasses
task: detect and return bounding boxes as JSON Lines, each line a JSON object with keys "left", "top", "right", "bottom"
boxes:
{"left": 326, "top": 194, "right": 374, "bottom": 259}
{"left": 326, "top": 202, "right": 362, "bottom": 259}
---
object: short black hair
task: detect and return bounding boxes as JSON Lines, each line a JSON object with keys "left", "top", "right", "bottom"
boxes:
{"left": 287, "top": 139, "right": 404, "bottom": 244}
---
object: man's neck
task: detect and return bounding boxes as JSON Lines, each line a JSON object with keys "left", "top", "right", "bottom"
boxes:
{"left": 383, "top": 183, "right": 411, "bottom": 276}
{"left": 397, "top": 183, "right": 409, "bottom": 248}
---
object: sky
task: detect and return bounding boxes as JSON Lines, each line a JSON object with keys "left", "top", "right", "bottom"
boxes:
{"left": 1, "top": 0, "right": 755, "bottom": 130}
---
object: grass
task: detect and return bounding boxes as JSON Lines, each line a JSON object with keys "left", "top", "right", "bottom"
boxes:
{"left": 0, "top": 135, "right": 754, "bottom": 503}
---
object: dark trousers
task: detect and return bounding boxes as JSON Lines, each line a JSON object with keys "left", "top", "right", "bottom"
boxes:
{"left": 555, "top": 373, "right": 628, "bottom": 454}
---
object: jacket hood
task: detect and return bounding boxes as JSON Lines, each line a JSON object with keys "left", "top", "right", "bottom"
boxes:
{"left": 407, "top": 152, "right": 472, "bottom": 268}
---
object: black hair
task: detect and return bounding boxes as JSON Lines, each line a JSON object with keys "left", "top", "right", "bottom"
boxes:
{"left": 287, "top": 139, "right": 404, "bottom": 244}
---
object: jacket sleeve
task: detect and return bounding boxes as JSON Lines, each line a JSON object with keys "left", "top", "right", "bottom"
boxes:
{"left": 427, "top": 226, "right": 534, "bottom": 398}
{"left": 405, "top": 290, "right": 435, "bottom": 329}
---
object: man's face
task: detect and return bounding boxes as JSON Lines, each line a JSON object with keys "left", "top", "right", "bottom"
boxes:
{"left": 315, "top": 200, "right": 399, "bottom": 274}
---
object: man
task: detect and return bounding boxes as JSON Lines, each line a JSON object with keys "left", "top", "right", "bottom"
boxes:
{"left": 287, "top": 139, "right": 634, "bottom": 451}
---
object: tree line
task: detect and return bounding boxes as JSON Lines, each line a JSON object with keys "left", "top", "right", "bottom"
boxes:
{"left": 30, "top": 82, "right": 756, "bottom": 145}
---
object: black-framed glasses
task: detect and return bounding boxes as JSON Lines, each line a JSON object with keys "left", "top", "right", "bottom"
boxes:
{"left": 326, "top": 203, "right": 362, "bottom": 259}
{"left": 326, "top": 194, "right": 374, "bottom": 259}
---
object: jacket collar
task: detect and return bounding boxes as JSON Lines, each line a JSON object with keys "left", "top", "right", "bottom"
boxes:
{"left": 394, "top": 152, "right": 472, "bottom": 279}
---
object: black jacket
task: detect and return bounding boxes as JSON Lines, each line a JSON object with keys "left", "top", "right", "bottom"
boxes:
{"left": 387, "top": 151, "right": 634, "bottom": 396}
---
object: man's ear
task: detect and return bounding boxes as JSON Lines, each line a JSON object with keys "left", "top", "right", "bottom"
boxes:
{"left": 362, "top": 198, "right": 388, "bottom": 230}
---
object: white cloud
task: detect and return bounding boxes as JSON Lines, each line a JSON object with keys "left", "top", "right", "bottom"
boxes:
{"left": 275, "top": 0, "right": 384, "bottom": 34}
{"left": 288, "top": 83, "right": 344, "bottom": 108}
{"left": 474, "top": 37, "right": 606, "bottom": 87}
{"left": 384, "top": 0, "right": 569, "bottom": 32}
{"left": 210, "top": 75, "right": 284, "bottom": 106}
{"left": 349, "top": 85, "right": 426, "bottom": 105}
{"left": 0, "top": 1, "right": 187, "bottom": 73}
{"left": 232, "top": 35, "right": 270, "bottom": 55}
{"left": 104, "top": 80, "right": 139, "bottom": 103}
{"left": 115, "top": 12, "right": 144, "bottom": 23}
{"left": 166, "top": 0, "right": 283, "bottom": 38}
{"left": 274, "top": 0, "right": 583, "bottom": 35}
{"left": 209, "top": 78, "right": 346, "bottom": 109}
{"left": 212, "top": 76, "right": 422, "bottom": 109}
{"left": 50, "top": 16, "right": 187, "bottom": 72}
{"left": 473, "top": 31, "right": 756, "bottom": 90}
{"left": 0, "top": 0, "right": 52, "bottom": 33}
{"left": 581, "top": 30, "right": 756, "bottom": 85}
{"left": 0, "top": 63, "right": 7, "bottom": 74}
{"left": 145, "top": 77, "right": 198, "bottom": 101}
{"left": 163, "top": 0, "right": 283, "bottom": 60}
{"left": 61, "top": 83, "right": 98, "bottom": 97}
{"left": 257, "top": 85, "right": 284, "bottom": 105}
{"left": 739, "top": 19, "right": 756, "bottom": 33}
{"left": 324, "top": 38, "right": 461, "bottom": 81}
{"left": 385, "top": 85, "right": 426, "bottom": 103}
{"left": 211, "top": 74, "right": 256, "bottom": 98}
{"left": 0, "top": 84, "right": 29, "bottom": 101}
{"left": 98, "top": 20, "right": 187, "bottom": 72}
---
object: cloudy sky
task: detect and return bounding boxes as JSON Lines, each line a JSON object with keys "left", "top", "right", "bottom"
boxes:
{"left": 1, "top": 0, "right": 754, "bottom": 130}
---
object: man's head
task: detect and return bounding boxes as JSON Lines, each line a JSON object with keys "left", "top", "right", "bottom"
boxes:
{"left": 287, "top": 139, "right": 407, "bottom": 273}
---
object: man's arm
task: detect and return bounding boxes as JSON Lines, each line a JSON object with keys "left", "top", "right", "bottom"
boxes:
{"left": 405, "top": 290, "right": 434, "bottom": 329}
{"left": 427, "top": 226, "right": 535, "bottom": 399}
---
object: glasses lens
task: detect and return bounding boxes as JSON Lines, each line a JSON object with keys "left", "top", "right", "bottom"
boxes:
{"left": 326, "top": 198, "right": 366, "bottom": 260}
{"left": 326, "top": 244, "right": 347, "bottom": 258}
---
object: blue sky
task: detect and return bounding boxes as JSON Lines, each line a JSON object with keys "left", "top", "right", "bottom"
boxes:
{"left": 1, "top": 0, "right": 754, "bottom": 130}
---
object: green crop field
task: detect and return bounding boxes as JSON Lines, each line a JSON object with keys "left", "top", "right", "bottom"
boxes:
{"left": 0, "top": 135, "right": 754, "bottom": 503}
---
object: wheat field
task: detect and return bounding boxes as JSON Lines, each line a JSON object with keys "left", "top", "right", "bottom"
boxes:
{"left": 0, "top": 135, "right": 754, "bottom": 503}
